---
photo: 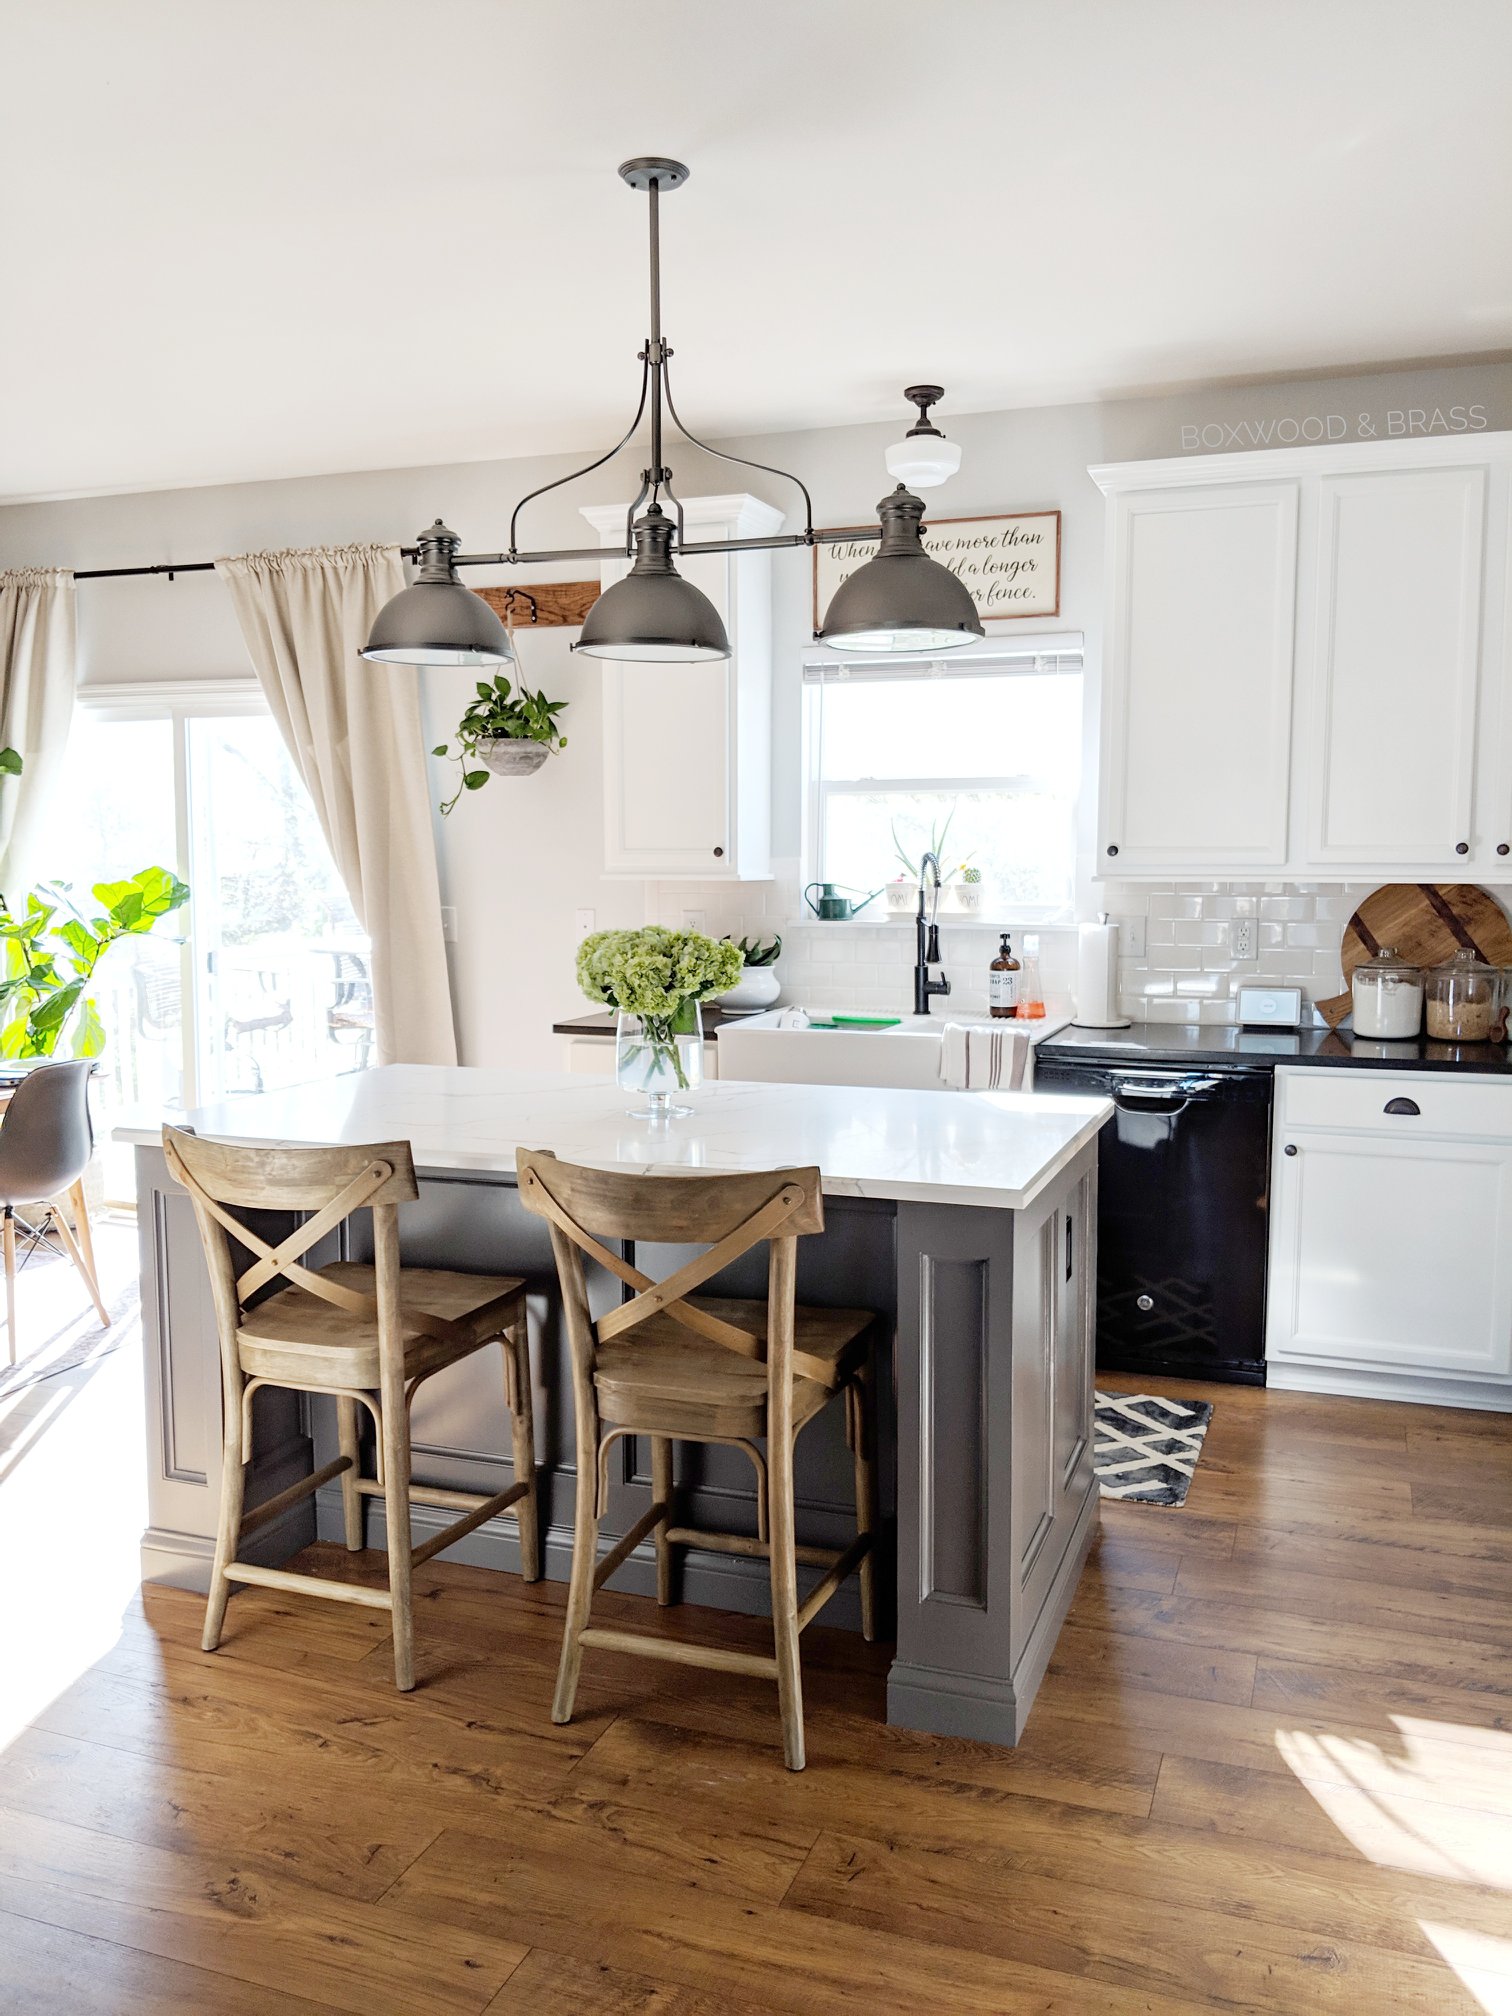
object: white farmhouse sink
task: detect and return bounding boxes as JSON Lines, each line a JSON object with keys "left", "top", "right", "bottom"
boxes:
{"left": 717, "top": 1008, "right": 1070, "bottom": 1092}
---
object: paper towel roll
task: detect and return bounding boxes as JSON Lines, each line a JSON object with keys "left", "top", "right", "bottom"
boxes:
{"left": 1074, "top": 921, "right": 1130, "bottom": 1029}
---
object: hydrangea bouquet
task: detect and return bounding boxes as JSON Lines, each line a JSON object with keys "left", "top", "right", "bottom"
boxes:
{"left": 577, "top": 926, "right": 744, "bottom": 1096}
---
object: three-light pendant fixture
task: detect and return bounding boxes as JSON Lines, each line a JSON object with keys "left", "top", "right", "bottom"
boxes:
{"left": 360, "top": 158, "right": 984, "bottom": 672}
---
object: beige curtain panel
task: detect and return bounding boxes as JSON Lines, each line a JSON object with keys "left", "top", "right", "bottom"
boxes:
{"left": 216, "top": 544, "right": 457, "bottom": 1067}
{"left": 0, "top": 567, "right": 75, "bottom": 899}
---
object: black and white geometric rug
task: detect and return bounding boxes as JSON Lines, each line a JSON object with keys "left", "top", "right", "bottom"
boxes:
{"left": 1093, "top": 1390, "right": 1214, "bottom": 1506}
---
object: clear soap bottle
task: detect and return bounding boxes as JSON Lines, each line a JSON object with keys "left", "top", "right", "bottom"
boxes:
{"left": 989, "top": 933, "right": 1019, "bottom": 1020}
{"left": 1018, "top": 933, "right": 1046, "bottom": 1019}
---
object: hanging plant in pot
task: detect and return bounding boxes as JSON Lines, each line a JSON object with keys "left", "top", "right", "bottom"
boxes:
{"left": 434, "top": 673, "right": 569, "bottom": 813}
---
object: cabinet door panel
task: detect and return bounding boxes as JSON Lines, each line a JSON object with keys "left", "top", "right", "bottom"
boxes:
{"left": 1100, "top": 483, "right": 1298, "bottom": 870}
{"left": 1308, "top": 466, "right": 1485, "bottom": 865}
{"left": 603, "top": 660, "right": 730, "bottom": 870}
{"left": 1268, "top": 1132, "right": 1512, "bottom": 1376}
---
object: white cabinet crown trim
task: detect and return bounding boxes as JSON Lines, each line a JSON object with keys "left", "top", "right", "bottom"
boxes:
{"left": 1090, "top": 429, "right": 1512, "bottom": 495}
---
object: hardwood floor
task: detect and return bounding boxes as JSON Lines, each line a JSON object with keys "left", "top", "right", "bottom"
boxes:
{"left": 4, "top": 1369, "right": 1512, "bottom": 2013}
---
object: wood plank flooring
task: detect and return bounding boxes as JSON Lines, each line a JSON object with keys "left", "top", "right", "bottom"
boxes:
{"left": 4, "top": 1371, "right": 1512, "bottom": 2014}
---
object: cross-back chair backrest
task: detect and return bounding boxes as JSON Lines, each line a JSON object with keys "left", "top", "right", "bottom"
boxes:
{"left": 516, "top": 1149, "right": 828, "bottom": 1387}
{"left": 163, "top": 1126, "right": 420, "bottom": 1345}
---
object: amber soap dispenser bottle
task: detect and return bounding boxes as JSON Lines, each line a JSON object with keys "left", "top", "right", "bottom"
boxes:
{"left": 989, "top": 933, "right": 1020, "bottom": 1019}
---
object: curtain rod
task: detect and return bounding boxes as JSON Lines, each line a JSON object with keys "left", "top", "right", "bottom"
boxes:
{"left": 69, "top": 525, "right": 877, "bottom": 583}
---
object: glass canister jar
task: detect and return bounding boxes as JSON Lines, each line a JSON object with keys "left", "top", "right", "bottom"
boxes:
{"left": 1425, "top": 947, "right": 1499, "bottom": 1042}
{"left": 1350, "top": 947, "right": 1424, "bottom": 1040}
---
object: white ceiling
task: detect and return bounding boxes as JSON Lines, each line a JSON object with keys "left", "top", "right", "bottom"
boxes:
{"left": 5, "top": 0, "right": 1511, "bottom": 502}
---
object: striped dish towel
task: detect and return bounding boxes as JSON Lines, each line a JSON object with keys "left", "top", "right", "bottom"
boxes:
{"left": 940, "top": 1021, "right": 1034, "bottom": 1091}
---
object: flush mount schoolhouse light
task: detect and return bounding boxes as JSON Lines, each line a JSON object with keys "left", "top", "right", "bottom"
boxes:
{"left": 360, "top": 159, "right": 983, "bottom": 668}
{"left": 885, "top": 385, "right": 964, "bottom": 490}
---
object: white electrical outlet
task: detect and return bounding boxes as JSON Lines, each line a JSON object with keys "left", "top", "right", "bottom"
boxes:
{"left": 1232, "top": 917, "right": 1257, "bottom": 962}
{"left": 574, "top": 908, "right": 596, "bottom": 938}
{"left": 682, "top": 908, "right": 707, "bottom": 933}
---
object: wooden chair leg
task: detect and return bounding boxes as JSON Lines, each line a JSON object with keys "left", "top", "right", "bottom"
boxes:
{"left": 768, "top": 1421, "right": 806, "bottom": 1772}
{"left": 506, "top": 1318, "right": 540, "bottom": 1582}
{"left": 552, "top": 1427, "right": 601, "bottom": 1724}
{"left": 2, "top": 1208, "right": 15, "bottom": 1367}
{"left": 379, "top": 1396, "right": 416, "bottom": 1691}
{"left": 336, "top": 1398, "right": 363, "bottom": 1551}
{"left": 53, "top": 1202, "right": 110, "bottom": 1327}
{"left": 67, "top": 1181, "right": 109, "bottom": 1320}
{"left": 203, "top": 1372, "right": 248, "bottom": 1651}
{"left": 652, "top": 1436, "right": 674, "bottom": 1606}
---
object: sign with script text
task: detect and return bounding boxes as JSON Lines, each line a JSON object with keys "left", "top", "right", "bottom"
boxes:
{"left": 813, "top": 510, "right": 1061, "bottom": 630}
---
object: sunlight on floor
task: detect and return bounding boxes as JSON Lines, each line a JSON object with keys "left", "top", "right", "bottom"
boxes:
{"left": 1278, "top": 1719, "right": 1512, "bottom": 2013}
{"left": 0, "top": 1219, "right": 144, "bottom": 1749}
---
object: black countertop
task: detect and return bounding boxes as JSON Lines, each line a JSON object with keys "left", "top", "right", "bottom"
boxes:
{"left": 1039, "top": 1020, "right": 1512, "bottom": 1074}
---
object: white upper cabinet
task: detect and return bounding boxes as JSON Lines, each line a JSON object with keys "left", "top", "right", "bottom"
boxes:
{"left": 1099, "top": 481, "right": 1297, "bottom": 871}
{"left": 583, "top": 492, "right": 783, "bottom": 880}
{"left": 1091, "top": 433, "right": 1512, "bottom": 881}
{"left": 1308, "top": 466, "right": 1484, "bottom": 868}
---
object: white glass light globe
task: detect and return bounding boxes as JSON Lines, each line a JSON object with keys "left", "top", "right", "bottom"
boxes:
{"left": 885, "top": 433, "right": 963, "bottom": 488}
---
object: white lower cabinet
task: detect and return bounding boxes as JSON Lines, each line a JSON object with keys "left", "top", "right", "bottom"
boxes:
{"left": 1266, "top": 1067, "right": 1512, "bottom": 1406}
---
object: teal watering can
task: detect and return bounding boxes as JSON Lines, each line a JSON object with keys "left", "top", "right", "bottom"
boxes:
{"left": 804, "top": 881, "right": 883, "bottom": 921}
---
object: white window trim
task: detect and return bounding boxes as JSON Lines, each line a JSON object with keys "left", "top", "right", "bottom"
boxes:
{"left": 799, "top": 638, "right": 1085, "bottom": 928}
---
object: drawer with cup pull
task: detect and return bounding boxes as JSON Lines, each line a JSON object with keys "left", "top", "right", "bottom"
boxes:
{"left": 1277, "top": 1067, "right": 1512, "bottom": 1141}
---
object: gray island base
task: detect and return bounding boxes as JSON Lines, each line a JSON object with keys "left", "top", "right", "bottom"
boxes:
{"left": 123, "top": 1066, "right": 1110, "bottom": 1746}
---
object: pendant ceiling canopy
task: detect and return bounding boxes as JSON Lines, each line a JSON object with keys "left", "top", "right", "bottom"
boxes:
{"left": 361, "top": 160, "right": 983, "bottom": 669}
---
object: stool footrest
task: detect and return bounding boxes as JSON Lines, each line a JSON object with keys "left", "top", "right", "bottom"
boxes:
{"left": 664, "top": 1525, "right": 841, "bottom": 1569}
{"left": 578, "top": 1626, "right": 778, "bottom": 1680}
{"left": 796, "top": 1532, "right": 873, "bottom": 1633}
{"left": 222, "top": 1561, "right": 393, "bottom": 1609}
{"left": 238, "top": 1455, "right": 352, "bottom": 1541}
{"left": 593, "top": 1499, "right": 668, "bottom": 1590}
{"left": 410, "top": 1479, "right": 531, "bottom": 1568}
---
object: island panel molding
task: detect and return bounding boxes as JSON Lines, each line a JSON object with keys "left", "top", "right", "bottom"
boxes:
{"left": 121, "top": 1066, "right": 1109, "bottom": 1745}
{"left": 812, "top": 511, "right": 1061, "bottom": 629}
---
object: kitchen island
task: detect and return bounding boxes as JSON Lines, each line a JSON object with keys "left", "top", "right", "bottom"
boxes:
{"left": 122, "top": 1066, "right": 1110, "bottom": 1745}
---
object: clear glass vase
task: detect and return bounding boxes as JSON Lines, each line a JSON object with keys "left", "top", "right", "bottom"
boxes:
{"left": 615, "top": 1002, "right": 703, "bottom": 1119}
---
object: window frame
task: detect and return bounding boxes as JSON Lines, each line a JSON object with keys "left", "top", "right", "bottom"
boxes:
{"left": 799, "top": 636, "right": 1085, "bottom": 926}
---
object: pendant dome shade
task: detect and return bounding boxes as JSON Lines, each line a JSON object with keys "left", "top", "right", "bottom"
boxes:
{"left": 573, "top": 505, "right": 731, "bottom": 662}
{"left": 360, "top": 521, "right": 514, "bottom": 668}
{"left": 817, "top": 487, "right": 985, "bottom": 653}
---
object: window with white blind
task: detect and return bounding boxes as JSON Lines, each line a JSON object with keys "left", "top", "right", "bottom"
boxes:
{"left": 801, "top": 647, "right": 1084, "bottom": 920}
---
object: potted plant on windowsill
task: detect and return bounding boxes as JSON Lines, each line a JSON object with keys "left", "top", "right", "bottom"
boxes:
{"left": 434, "top": 674, "right": 569, "bottom": 813}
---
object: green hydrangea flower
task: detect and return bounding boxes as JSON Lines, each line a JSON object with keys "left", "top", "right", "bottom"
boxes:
{"left": 577, "top": 927, "right": 744, "bottom": 1026}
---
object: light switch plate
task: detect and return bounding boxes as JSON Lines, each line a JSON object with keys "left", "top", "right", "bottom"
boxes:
{"left": 440, "top": 906, "right": 458, "bottom": 944}
{"left": 574, "top": 908, "right": 596, "bottom": 938}
{"left": 1115, "top": 915, "right": 1147, "bottom": 958}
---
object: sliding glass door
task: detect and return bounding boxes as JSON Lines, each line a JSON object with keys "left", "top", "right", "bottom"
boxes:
{"left": 36, "top": 685, "right": 369, "bottom": 1202}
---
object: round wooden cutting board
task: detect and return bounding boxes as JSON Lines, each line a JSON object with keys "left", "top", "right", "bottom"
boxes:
{"left": 1316, "top": 883, "right": 1512, "bottom": 1026}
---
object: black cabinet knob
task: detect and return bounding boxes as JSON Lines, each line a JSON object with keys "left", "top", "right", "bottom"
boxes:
{"left": 1456, "top": 841, "right": 1469, "bottom": 855}
{"left": 1283, "top": 1143, "right": 1298, "bottom": 1156}
{"left": 1106, "top": 844, "right": 1119, "bottom": 857}
{"left": 713, "top": 846, "right": 724, "bottom": 858}
{"left": 1499, "top": 844, "right": 1510, "bottom": 857}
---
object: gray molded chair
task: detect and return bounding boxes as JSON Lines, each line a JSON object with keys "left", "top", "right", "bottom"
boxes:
{"left": 0, "top": 1059, "right": 110, "bottom": 1365}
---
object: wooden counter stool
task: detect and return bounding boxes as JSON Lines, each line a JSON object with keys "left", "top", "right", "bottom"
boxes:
{"left": 164, "top": 1127, "right": 539, "bottom": 1690}
{"left": 518, "top": 1148, "right": 879, "bottom": 1771}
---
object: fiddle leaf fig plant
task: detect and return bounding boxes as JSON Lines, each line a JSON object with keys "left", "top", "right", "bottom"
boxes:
{"left": 433, "top": 673, "right": 569, "bottom": 815}
{"left": 0, "top": 865, "right": 190, "bottom": 1059}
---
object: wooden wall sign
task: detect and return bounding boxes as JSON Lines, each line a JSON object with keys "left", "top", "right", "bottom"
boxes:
{"left": 812, "top": 510, "right": 1061, "bottom": 630}
{"left": 472, "top": 580, "right": 601, "bottom": 629}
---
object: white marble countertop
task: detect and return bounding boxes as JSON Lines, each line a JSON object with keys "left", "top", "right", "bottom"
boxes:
{"left": 118, "top": 1065, "right": 1111, "bottom": 1211}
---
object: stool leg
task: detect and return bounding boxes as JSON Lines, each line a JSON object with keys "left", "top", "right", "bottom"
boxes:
{"left": 60, "top": 1182, "right": 110, "bottom": 1326}
{"left": 336, "top": 1398, "right": 363, "bottom": 1551}
{"left": 768, "top": 1421, "right": 806, "bottom": 1772}
{"left": 652, "top": 1437, "right": 674, "bottom": 1606}
{"left": 379, "top": 1395, "right": 415, "bottom": 1692}
{"left": 506, "top": 1318, "right": 540, "bottom": 1582}
{"left": 203, "top": 1374, "right": 247, "bottom": 1652}
{"left": 853, "top": 1357, "right": 878, "bottom": 1644}
{"left": 553, "top": 1429, "right": 601, "bottom": 1724}
{"left": 2, "top": 1207, "right": 15, "bottom": 1366}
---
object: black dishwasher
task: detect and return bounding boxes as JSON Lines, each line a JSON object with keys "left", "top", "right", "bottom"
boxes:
{"left": 1034, "top": 1050, "right": 1272, "bottom": 1384}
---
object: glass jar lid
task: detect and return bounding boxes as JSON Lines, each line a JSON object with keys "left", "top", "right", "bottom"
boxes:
{"left": 1429, "top": 946, "right": 1496, "bottom": 981}
{"left": 1354, "top": 945, "right": 1421, "bottom": 982}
